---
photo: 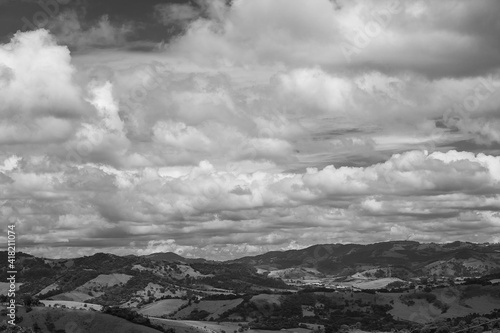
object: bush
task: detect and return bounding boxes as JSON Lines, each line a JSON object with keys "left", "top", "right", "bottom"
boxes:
{"left": 186, "top": 309, "right": 210, "bottom": 320}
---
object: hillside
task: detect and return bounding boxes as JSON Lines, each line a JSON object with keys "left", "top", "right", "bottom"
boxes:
{"left": 2, "top": 241, "right": 500, "bottom": 333}
{"left": 230, "top": 241, "right": 500, "bottom": 277}
{"left": 13, "top": 306, "right": 165, "bottom": 333}
{"left": 0, "top": 250, "right": 288, "bottom": 311}
{"left": 146, "top": 252, "right": 208, "bottom": 264}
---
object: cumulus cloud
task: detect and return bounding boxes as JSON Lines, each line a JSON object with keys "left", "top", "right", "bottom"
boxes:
{"left": 3, "top": 147, "right": 500, "bottom": 259}
{"left": 165, "top": 0, "right": 500, "bottom": 77}
{"left": 0, "top": 29, "right": 84, "bottom": 144}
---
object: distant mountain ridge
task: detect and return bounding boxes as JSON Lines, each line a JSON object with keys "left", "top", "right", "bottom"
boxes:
{"left": 228, "top": 240, "right": 500, "bottom": 277}
{"left": 145, "top": 252, "right": 208, "bottom": 263}
{"left": 129, "top": 240, "right": 500, "bottom": 278}
{"left": 0, "top": 241, "right": 500, "bottom": 290}
{"left": 2, "top": 241, "right": 500, "bottom": 281}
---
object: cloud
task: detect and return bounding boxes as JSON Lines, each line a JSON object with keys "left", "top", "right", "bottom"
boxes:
{"left": 3, "top": 147, "right": 500, "bottom": 259}
{"left": 62, "top": 80, "right": 130, "bottom": 167}
{"left": 0, "top": 156, "right": 21, "bottom": 172}
{"left": 153, "top": 120, "right": 212, "bottom": 151}
{"left": 0, "top": 29, "right": 80, "bottom": 116}
{"left": 297, "top": 150, "right": 499, "bottom": 197}
{"left": 0, "top": 29, "right": 84, "bottom": 144}
{"left": 167, "top": 0, "right": 500, "bottom": 77}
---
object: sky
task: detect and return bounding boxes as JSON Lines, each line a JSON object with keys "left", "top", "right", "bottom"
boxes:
{"left": 0, "top": 0, "right": 500, "bottom": 260}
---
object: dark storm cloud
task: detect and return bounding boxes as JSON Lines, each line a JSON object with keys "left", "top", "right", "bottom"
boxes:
{"left": 0, "top": 0, "right": 211, "bottom": 47}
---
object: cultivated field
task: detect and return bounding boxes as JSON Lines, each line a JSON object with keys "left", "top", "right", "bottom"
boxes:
{"left": 17, "top": 306, "right": 163, "bottom": 333}
{"left": 352, "top": 278, "right": 405, "bottom": 289}
{"left": 138, "top": 299, "right": 188, "bottom": 317}
{"left": 173, "top": 299, "right": 244, "bottom": 320}
{"left": 0, "top": 281, "right": 22, "bottom": 295}
{"left": 151, "top": 318, "right": 313, "bottom": 333}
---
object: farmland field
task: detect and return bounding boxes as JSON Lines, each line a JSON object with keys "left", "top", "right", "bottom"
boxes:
{"left": 138, "top": 299, "right": 188, "bottom": 317}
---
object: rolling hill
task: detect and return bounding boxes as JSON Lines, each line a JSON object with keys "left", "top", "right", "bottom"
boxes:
{"left": 2, "top": 241, "right": 500, "bottom": 333}
{"left": 229, "top": 241, "right": 500, "bottom": 277}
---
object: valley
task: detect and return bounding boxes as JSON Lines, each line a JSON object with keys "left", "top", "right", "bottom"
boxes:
{"left": 2, "top": 241, "right": 500, "bottom": 333}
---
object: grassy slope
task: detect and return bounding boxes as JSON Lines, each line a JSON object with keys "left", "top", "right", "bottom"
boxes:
{"left": 0, "top": 282, "right": 22, "bottom": 295}
{"left": 152, "top": 318, "right": 313, "bottom": 333}
{"left": 18, "top": 307, "right": 164, "bottom": 333}
{"left": 51, "top": 273, "right": 133, "bottom": 301}
{"left": 173, "top": 299, "right": 244, "bottom": 320}
{"left": 138, "top": 299, "right": 188, "bottom": 317}
{"left": 352, "top": 278, "right": 405, "bottom": 289}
